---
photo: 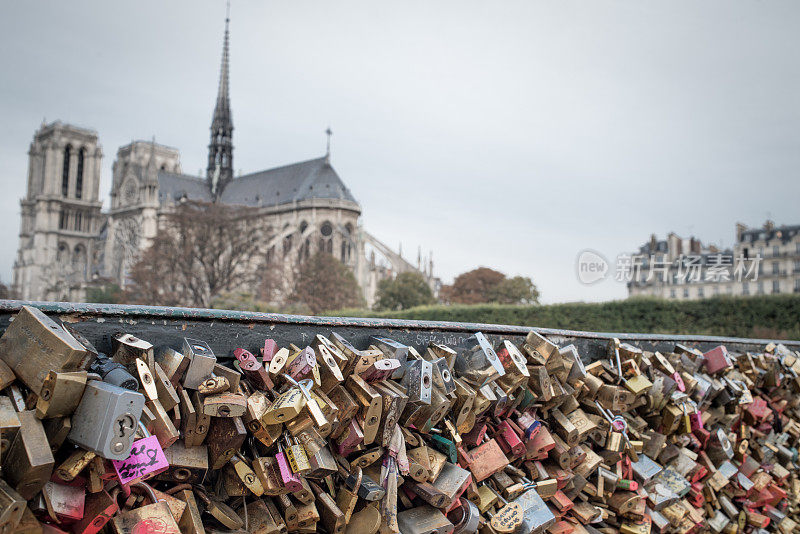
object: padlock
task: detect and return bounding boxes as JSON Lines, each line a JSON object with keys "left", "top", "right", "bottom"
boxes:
{"left": 41, "top": 480, "right": 84, "bottom": 522}
{"left": 110, "top": 483, "right": 180, "bottom": 534}
{"left": 496, "top": 340, "right": 531, "bottom": 379}
{"left": 315, "top": 343, "right": 345, "bottom": 392}
{"left": 0, "top": 306, "right": 90, "bottom": 394}
{"left": 0, "top": 479, "right": 25, "bottom": 532}
{"left": 276, "top": 441, "right": 303, "bottom": 492}
{"left": 88, "top": 353, "right": 139, "bottom": 391}
{"left": 234, "top": 347, "right": 274, "bottom": 390}
{"left": 154, "top": 345, "right": 189, "bottom": 387}
{"left": 157, "top": 439, "right": 208, "bottom": 484}
{"left": 35, "top": 370, "right": 87, "bottom": 419}
{"left": 67, "top": 379, "right": 145, "bottom": 460}
{"left": 153, "top": 362, "right": 180, "bottom": 412}
{"left": 229, "top": 452, "right": 265, "bottom": 496}
{"left": 521, "top": 331, "right": 558, "bottom": 366}
{"left": 284, "top": 434, "right": 311, "bottom": 474}
{"left": 245, "top": 391, "right": 283, "bottom": 447}
{"left": 178, "top": 389, "right": 210, "bottom": 447}
{"left": 336, "top": 464, "right": 361, "bottom": 523}
{"left": 180, "top": 337, "right": 217, "bottom": 389}
{"left": 202, "top": 392, "right": 247, "bottom": 417}
{"left": 454, "top": 332, "right": 505, "bottom": 387}
{"left": 264, "top": 386, "right": 307, "bottom": 425}
{"left": 173, "top": 489, "right": 205, "bottom": 534}
{"left": 111, "top": 333, "right": 154, "bottom": 369}
{"left": 72, "top": 489, "right": 118, "bottom": 534}
{"left": 207, "top": 416, "right": 247, "bottom": 470}
{"left": 193, "top": 485, "right": 244, "bottom": 530}
{"left": 286, "top": 346, "right": 317, "bottom": 381}
{"left": 403, "top": 358, "right": 433, "bottom": 405}
{"left": 2, "top": 411, "right": 54, "bottom": 500}
{"left": 397, "top": 505, "right": 453, "bottom": 534}
{"left": 359, "top": 358, "right": 401, "bottom": 383}
{"left": 308, "top": 481, "right": 345, "bottom": 534}
{"left": 370, "top": 336, "right": 409, "bottom": 379}
{"left": 372, "top": 380, "right": 409, "bottom": 446}
{"left": 462, "top": 438, "right": 508, "bottom": 482}
{"left": 146, "top": 397, "right": 180, "bottom": 448}
{"left": 243, "top": 498, "right": 288, "bottom": 534}
{"left": 346, "top": 374, "right": 382, "bottom": 444}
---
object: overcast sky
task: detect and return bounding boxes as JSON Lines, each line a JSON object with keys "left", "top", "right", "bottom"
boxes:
{"left": 1, "top": 0, "right": 798, "bottom": 303}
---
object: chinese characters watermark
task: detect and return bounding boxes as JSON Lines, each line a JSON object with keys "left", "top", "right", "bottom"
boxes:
{"left": 577, "top": 251, "right": 762, "bottom": 285}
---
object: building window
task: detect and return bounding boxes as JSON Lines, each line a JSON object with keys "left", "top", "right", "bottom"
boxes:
{"left": 670, "top": 289, "right": 676, "bottom": 298}
{"left": 742, "top": 282, "right": 749, "bottom": 295}
{"left": 75, "top": 212, "right": 83, "bottom": 232}
{"left": 59, "top": 211, "right": 67, "bottom": 230}
{"left": 320, "top": 222, "right": 333, "bottom": 237}
{"left": 795, "top": 278, "right": 800, "bottom": 292}
{"left": 795, "top": 260, "right": 800, "bottom": 273}
{"left": 56, "top": 242, "right": 69, "bottom": 264}
{"left": 73, "top": 245, "right": 87, "bottom": 277}
{"left": 62, "top": 145, "right": 71, "bottom": 197}
{"left": 757, "top": 281, "right": 764, "bottom": 294}
{"left": 697, "top": 287, "right": 704, "bottom": 298}
{"left": 772, "top": 262, "right": 779, "bottom": 275}
{"left": 773, "top": 280, "right": 780, "bottom": 294}
{"left": 796, "top": 242, "right": 800, "bottom": 254}
{"left": 75, "top": 148, "right": 85, "bottom": 200}
{"left": 683, "top": 288, "right": 689, "bottom": 298}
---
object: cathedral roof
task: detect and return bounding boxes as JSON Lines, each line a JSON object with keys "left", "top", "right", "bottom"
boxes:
{"left": 157, "top": 156, "right": 358, "bottom": 208}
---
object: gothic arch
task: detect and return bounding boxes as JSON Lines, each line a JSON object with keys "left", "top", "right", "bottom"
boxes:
{"left": 73, "top": 244, "right": 87, "bottom": 277}
{"left": 56, "top": 242, "right": 69, "bottom": 264}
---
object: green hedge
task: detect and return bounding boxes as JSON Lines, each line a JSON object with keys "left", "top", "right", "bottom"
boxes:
{"left": 328, "top": 295, "right": 800, "bottom": 339}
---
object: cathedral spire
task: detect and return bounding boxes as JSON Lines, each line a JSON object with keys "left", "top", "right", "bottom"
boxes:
{"left": 207, "top": 1, "right": 234, "bottom": 199}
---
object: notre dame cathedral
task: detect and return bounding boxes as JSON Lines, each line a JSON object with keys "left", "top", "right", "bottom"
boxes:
{"left": 12, "top": 12, "right": 435, "bottom": 307}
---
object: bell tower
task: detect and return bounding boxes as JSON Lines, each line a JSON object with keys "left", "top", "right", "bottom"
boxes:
{"left": 13, "top": 121, "right": 104, "bottom": 301}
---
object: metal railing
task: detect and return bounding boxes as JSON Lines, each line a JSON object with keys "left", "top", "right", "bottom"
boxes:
{"left": 0, "top": 300, "right": 797, "bottom": 364}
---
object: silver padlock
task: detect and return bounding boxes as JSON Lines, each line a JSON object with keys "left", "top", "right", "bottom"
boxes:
{"left": 630, "top": 454, "right": 662, "bottom": 483}
{"left": 430, "top": 357, "right": 456, "bottom": 395}
{"left": 397, "top": 505, "right": 453, "bottom": 534}
{"left": 181, "top": 338, "right": 217, "bottom": 389}
{"left": 403, "top": 359, "right": 433, "bottom": 405}
{"left": 454, "top": 333, "right": 505, "bottom": 388}
{"left": 67, "top": 380, "right": 145, "bottom": 460}
{"left": 514, "top": 488, "right": 556, "bottom": 534}
{"left": 369, "top": 336, "right": 408, "bottom": 379}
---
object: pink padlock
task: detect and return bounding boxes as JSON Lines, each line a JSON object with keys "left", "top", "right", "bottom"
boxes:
{"left": 276, "top": 443, "right": 303, "bottom": 492}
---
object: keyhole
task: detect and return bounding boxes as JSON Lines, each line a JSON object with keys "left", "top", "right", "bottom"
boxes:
{"left": 117, "top": 415, "right": 135, "bottom": 437}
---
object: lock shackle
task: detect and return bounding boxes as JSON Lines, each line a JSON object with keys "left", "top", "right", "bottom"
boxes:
{"left": 130, "top": 481, "right": 160, "bottom": 505}
{"left": 137, "top": 420, "right": 151, "bottom": 438}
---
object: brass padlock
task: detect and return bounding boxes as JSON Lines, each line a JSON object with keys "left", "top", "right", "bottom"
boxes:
{"left": 0, "top": 306, "right": 89, "bottom": 394}
{"left": 112, "top": 333, "right": 154, "bottom": 369}
{"left": 157, "top": 440, "right": 208, "bottom": 484}
{"left": 230, "top": 452, "right": 265, "bottom": 496}
{"left": 35, "top": 370, "right": 87, "bottom": 419}
{"left": 152, "top": 362, "right": 180, "bottom": 412}
{"left": 3, "top": 410, "right": 55, "bottom": 499}
{"left": 207, "top": 416, "right": 247, "bottom": 470}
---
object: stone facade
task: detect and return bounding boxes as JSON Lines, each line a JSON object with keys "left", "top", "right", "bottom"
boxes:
{"left": 13, "top": 122, "right": 105, "bottom": 301}
{"left": 13, "top": 14, "right": 434, "bottom": 306}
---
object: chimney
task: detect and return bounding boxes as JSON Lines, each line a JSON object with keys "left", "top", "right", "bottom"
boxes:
{"left": 763, "top": 220, "right": 775, "bottom": 231}
{"left": 735, "top": 222, "right": 747, "bottom": 242}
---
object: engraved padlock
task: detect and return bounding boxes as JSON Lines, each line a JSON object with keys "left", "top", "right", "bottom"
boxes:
{"left": 454, "top": 332, "right": 506, "bottom": 388}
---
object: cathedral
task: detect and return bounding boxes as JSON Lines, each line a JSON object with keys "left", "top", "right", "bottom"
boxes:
{"left": 12, "top": 12, "right": 435, "bottom": 307}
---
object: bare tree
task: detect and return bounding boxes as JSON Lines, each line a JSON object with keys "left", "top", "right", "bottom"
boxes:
{"left": 126, "top": 201, "right": 266, "bottom": 307}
